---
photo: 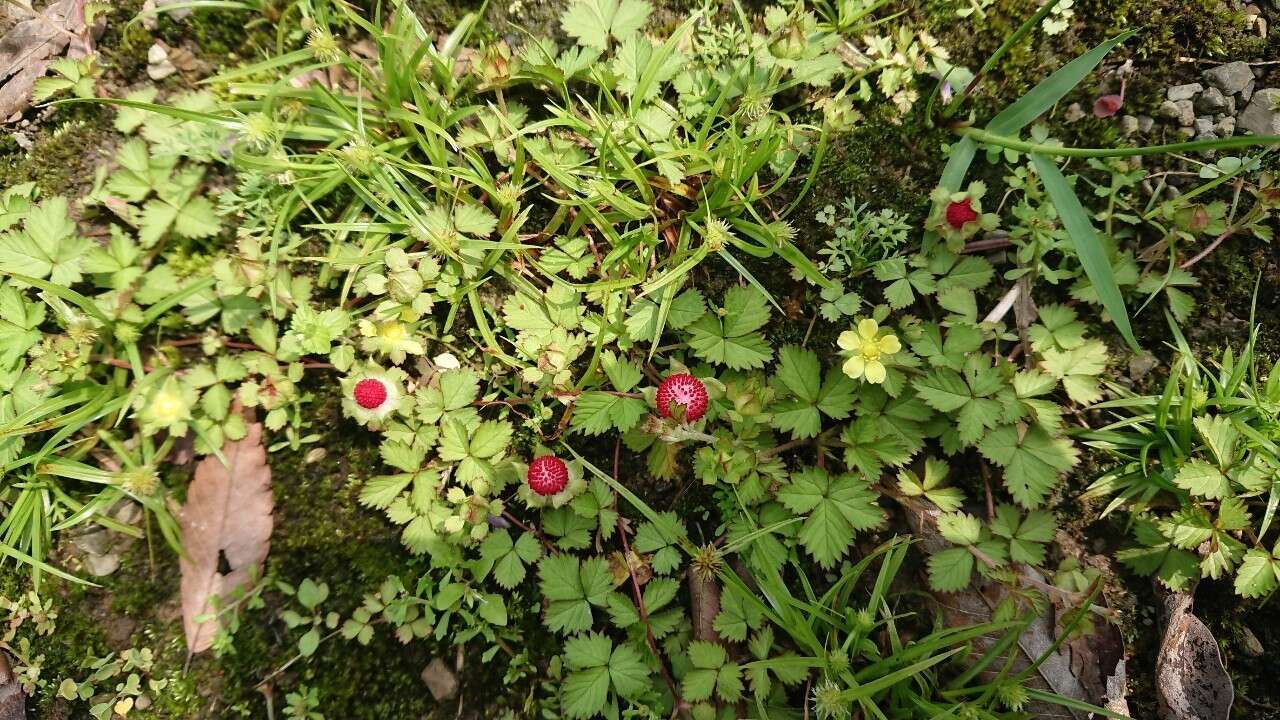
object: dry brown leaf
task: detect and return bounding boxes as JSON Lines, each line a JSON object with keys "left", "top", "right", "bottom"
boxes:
{"left": 896, "top": 492, "right": 1124, "bottom": 719}
{"left": 0, "top": 0, "right": 90, "bottom": 121}
{"left": 180, "top": 422, "right": 273, "bottom": 655}
{"left": 1156, "top": 591, "right": 1233, "bottom": 720}
{"left": 0, "top": 653, "right": 26, "bottom": 720}
{"left": 686, "top": 564, "right": 721, "bottom": 644}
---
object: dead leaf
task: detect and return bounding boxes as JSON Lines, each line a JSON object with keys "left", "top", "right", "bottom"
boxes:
{"left": 686, "top": 564, "right": 720, "bottom": 643}
{"left": 0, "top": 653, "right": 26, "bottom": 720}
{"left": 0, "top": 0, "right": 90, "bottom": 121}
{"left": 180, "top": 422, "right": 273, "bottom": 655}
{"left": 896, "top": 492, "right": 1123, "bottom": 719}
{"left": 1156, "top": 591, "right": 1233, "bottom": 720}
{"left": 421, "top": 658, "right": 459, "bottom": 701}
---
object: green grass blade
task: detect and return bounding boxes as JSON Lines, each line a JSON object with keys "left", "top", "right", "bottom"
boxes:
{"left": 1031, "top": 153, "right": 1139, "bottom": 350}
{"left": 987, "top": 30, "right": 1136, "bottom": 136}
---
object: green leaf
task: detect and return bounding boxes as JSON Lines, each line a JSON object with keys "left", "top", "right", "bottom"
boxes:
{"left": 481, "top": 530, "right": 542, "bottom": 590}
{"left": 1235, "top": 548, "right": 1279, "bottom": 598}
{"left": 686, "top": 286, "right": 772, "bottom": 369}
{"left": 539, "top": 556, "right": 614, "bottom": 634}
{"left": 1031, "top": 153, "right": 1137, "bottom": 351}
{"left": 1194, "top": 415, "right": 1239, "bottom": 470}
{"left": 978, "top": 424, "right": 1079, "bottom": 508}
{"left": 563, "top": 633, "right": 651, "bottom": 717}
{"left": 774, "top": 345, "right": 821, "bottom": 402}
{"left": 572, "top": 392, "right": 647, "bottom": 436}
{"left": 989, "top": 505, "right": 1055, "bottom": 565}
{"left": 776, "top": 468, "right": 884, "bottom": 568}
{"left": 771, "top": 347, "right": 856, "bottom": 440}
{"left": 896, "top": 458, "right": 965, "bottom": 512}
{"left": 560, "top": 0, "right": 651, "bottom": 49}
{"left": 1039, "top": 340, "right": 1107, "bottom": 405}
{"left": 928, "top": 547, "right": 975, "bottom": 591}
{"left": 1172, "top": 459, "right": 1231, "bottom": 500}
{"left": 937, "top": 512, "right": 982, "bottom": 545}
{"left": 0, "top": 197, "right": 91, "bottom": 284}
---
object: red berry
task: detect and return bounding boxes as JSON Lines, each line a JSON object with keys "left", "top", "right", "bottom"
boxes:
{"left": 353, "top": 378, "right": 388, "bottom": 409}
{"left": 656, "top": 373, "right": 709, "bottom": 422}
{"left": 527, "top": 456, "right": 569, "bottom": 496}
{"left": 944, "top": 198, "right": 979, "bottom": 230}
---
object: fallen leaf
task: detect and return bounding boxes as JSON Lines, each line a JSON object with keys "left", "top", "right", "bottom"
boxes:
{"left": 0, "top": 0, "right": 90, "bottom": 121}
{"left": 180, "top": 422, "right": 273, "bottom": 655}
{"left": 896, "top": 491, "right": 1123, "bottom": 719}
{"left": 686, "top": 564, "right": 721, "bottom": 643}
{"left": 1093, "top": 94, "right": 1124, "bottom": 118}
{"left": 421, "top": 658, "right": 459, "bottom": 701}
{"left": 0, "top": 653, "right": 26, "bottom": 720}
{"left": 1156, "top": 591, "right": 1233, "bottom": 720}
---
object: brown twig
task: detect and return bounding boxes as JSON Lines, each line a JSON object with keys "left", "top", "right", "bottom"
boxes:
{"left": 611, "top": 438, "right": 682, "bottom": 711}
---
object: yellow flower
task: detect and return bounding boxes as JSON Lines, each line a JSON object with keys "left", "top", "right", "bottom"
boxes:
{"left": 838, "top": 318, "right": 901, "bottom": 384}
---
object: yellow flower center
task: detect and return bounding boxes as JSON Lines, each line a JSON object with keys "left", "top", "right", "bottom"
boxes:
{"left": 151, "top": 391, "right": 184, "bottom": 423}
{"left": 380, "top": 322, "right": 407, "bottom": 342}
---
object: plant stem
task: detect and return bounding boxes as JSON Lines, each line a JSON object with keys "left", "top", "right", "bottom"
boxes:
{"left": 958, "top": 126, "right": 1280, "bottom": 158}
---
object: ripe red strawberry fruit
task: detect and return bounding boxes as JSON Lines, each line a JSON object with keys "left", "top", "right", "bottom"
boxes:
{"left": 656, "top": 373, "right": 709, "bottom": 422}
{"left": 353, "top": 378, "right": 389, "bottom": 409}
{"left": 527, "top": 456, "right": 569, "bottom": 496}
{"left": 944, "top": 198, "right": 979, "bottom": 230}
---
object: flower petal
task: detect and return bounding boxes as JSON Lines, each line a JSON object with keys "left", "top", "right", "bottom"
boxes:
{"left": 843, "top": 355, "right": 866, "bottom": 379}
{"left": 878, "top": 334, "right": 901, "bottom": 354}
{"left": 864, "top": 360, "right": 887, "bottom": 384}
{"left": 837, "top": 330, "right": 862, "bottom": 352}
{"left": 857, "top": 318, "right": 879, "bottom": 340}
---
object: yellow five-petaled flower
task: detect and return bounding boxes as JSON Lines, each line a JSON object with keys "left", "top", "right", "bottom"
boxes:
{"left": 838, "top": 318, "right": 901, "bottom": 384}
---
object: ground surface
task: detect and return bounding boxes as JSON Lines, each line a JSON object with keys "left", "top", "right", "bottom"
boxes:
{"left": 4, "top": 0, "right": 1280, "bottom": 718}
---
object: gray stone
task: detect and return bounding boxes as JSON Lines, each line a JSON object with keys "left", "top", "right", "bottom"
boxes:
{"left": 1118, "top": 115, "right": 1139, "bottom": 134}
{"left": 1167, "top": 82, "right": 1203, "bottom": 101}
{"left": 1159, "top": 99, "right": 1196, "bottom": 126}
{"left": 1194, "top": 117, "right": 1216, "bottom": 135}
{"left": 1225, "top": 95, "right": 1237, "bottom": 115}
{"left": 1204, "top": 61, "right": 1254, "bottom": 95}
{"left": 1195, "top": 86, "right": 1228, "bottom": 114}
{"left": 1137, "top": 115, "right": 1155, "bottom": 132}
{"left": 1238, "top": 88, "right": 1280, "bottom": 135}
{"left": 1241, "top": 78, "right": 1256, "bottom": 103}
{"left": 1216, "top": 116, "right": 1236, "bottom": 136}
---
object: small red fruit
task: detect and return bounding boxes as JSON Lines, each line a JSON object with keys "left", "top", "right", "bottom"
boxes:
{"left": 656, "top": 373, "right": 709, "bottom": 422}
{"left": 353, "top": 378, "right": 388, "bottom": 409}
{"left": 944, "top": 198, "right": 979, "bottom": 230}
{"left": 527, "top": 456, "right": 569, "bottom": 496}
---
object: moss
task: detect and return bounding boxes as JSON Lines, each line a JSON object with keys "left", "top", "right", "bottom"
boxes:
{"left": 0, "top": 121, "right": 114, "bottom": 197}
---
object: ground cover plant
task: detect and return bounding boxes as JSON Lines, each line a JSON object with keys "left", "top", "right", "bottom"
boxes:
{"left": 2, "top": 0, "right": 1280, "bottom": 717}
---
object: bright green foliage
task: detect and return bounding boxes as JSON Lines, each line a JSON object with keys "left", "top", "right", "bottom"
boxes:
{"left": 538, "top": 556, "right": 615, "bottom": 634}
{"left": 1086, "top": 331, "right": 1280, "bottom": 596}
{"left": 0, "top": 197, "right": 91, "bottom": 284}
{"left": 777, "top": 468, "right": 884, "bottom": 568}
{"left": 770, "top": 345, "right": 856, "bottom": 439}
{"left": 681, "top": 641, "right": 743, "bottom": 703}
{"left": 562, "top": 633, "right": 651, "bottom": 717}
{"left": 979, "top": 424, "right": 1079, "bottom": 509}
{"left": 9, "top": 0, "right": 1279, "bottom": 717}
{"left": 685, "top": 286, "right": 772, "bottom": 369}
